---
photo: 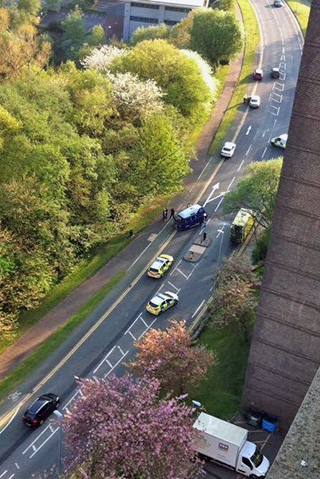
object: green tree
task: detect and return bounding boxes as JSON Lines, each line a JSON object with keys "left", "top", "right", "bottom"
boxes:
{"left": 130, "top": 23, "right": 170, "bottom": 46}
{"left": 45, "top": 0, "right": 61, "bottom": 12}
{"left": 61, "top": 6, "right": 87, "bottom": 60}
{"left": 223, "top": 159, "right": 283, "bottom": 228}
{"left": 89, "top": 24, "right": 106, "bottom": 46}
{"left": 113, "top": 39, "right": 212, "bottom": 118}
{"left": 190, "top": 8, "right": 243, "bottom": 65}
{"left": 17, "top": 0, "right": 40, "bottom": 15}
{"left": 209, "top": 257, "right": 260, "bottom": 341}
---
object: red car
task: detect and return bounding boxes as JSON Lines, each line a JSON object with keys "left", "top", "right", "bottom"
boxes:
{"left": 253, "top": 69, "right": 263, "bottom": 80}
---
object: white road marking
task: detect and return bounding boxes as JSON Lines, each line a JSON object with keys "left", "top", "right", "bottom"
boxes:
{"left": 215, "top": 197, "right": 224, "bottom": 212}
{"left": 106, "top": 359, "right": 113, "bottom": 368}
{"left": 0, "top": 471, "right": 8, "bottom": 478}
{"left": 262, "top": 129, "right": 269, "bottom": 138}
{"left": 93, "top": 345, "right": 116, "bottom": 374}
{"left": 14, "top": 464, "right": 19, "bottom": 470}
{"left": 203, "top": 182, "right": 220, "bottom": 207}
{"left": 170, "top": 259, "right": 182, "bottom": 275}
{"left": 0, "top": 405, "right": 20, "bottom": 435}
{"left": 273, "top": 82, "right": 284, "bottom": 91}
{"left": 104, "top": 351, "right": 129, "bottom": 378}
{"left": 167, "top": 281, "right": 179, "bottom": 291}
{"left": 140, "top": 316, "right": 148, "bottom": 327}
{"left": 261, "top": 147, "right": 267, "bottom": 158}
{"left": 246, "top": 145, "right": 252, "bottom": 156}
{"left": 246, "top": 125, "right": 252, "bottom": 135}
{"left": 238, "top": 159, "right": 245, "bottom": 171}
{"left": 197, "top": 157, "right": 213, "bottom": 180}
{"left": 176, "top": 268, "right": 188, "bottom": 279}
{"left": 22, "top": 424, "right": 52, "bottom": 455}
{"left": 192, "top": 300, "right": 206, "bottom": 319}
{"left": 117, "top": 345, "right": 126, "bottom": 356}
{"left": 137, "top": 318, "right": 157, "bottom": 341}
{"left": 227, "top": 177, "right": 236, "bottom": 190}
{"left": 29, "top": 428, "right": 59, "bottom": 459}
{"left": 128, "top": 331, "right": 136, "bottom": 340}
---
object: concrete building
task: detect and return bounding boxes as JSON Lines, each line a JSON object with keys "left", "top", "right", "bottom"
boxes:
{"left": 123, "top": 0, "right": 208, "bottom": 42}
{"left": 242, "top": 0, "right": 320, "bottom": 430}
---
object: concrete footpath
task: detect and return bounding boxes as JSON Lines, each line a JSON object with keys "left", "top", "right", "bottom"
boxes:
{"left": 0, "top": 53, "right": 244, "bottom": 383}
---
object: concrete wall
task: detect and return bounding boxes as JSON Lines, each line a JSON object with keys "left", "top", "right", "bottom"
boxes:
{"left": 242, "top": 0, "right": 320, "bottom": 430}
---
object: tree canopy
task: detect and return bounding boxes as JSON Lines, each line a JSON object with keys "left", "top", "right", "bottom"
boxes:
{"left": 128, "top": 320, "right": 215, "bottom": 394}
{"left": 64, "top": 375, "right": 200, "bottom": 478}
{"left": 223, "top": 159, "right": 283, "bottom": 228}
{"left": 190, "top": 8, "right": 244, "bottom": 65}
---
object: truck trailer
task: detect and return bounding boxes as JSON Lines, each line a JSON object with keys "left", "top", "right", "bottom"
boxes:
{"left": 193, "top": 413, "right": 270, "bottom": 478}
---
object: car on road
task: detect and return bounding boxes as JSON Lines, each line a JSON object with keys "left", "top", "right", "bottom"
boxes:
{"left": 221, "top": 142, "right": 236, "bottom": 158}
{"left": 23, "top": 393, "right": 60, "bottom": 427}
{"left": 271, "top": 133, "right": 288, "bottom": 149}
{"left": 271, "top": 67, "right": 280, "bottom": 78}
{"left": 274, "top": 0, "right": 283, "bottom": 6}
{"left": 253, "top": 68, "right": 263, "bottom": 80}
{"left": 249, "top": 95, "right": 261, "bottom": 108}
{"left": 147, "top": 254, "right": 174, "bottom": 278}
{"left": 146, "top": 291, "right": 179, "bottom": 316}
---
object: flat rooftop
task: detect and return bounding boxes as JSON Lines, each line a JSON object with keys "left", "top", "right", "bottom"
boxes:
{"left": 129, "top": 0, "right": 206, "bottom": 7}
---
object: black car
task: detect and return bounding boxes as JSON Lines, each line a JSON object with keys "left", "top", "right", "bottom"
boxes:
{"left": 23, "top": 393, "right": 60, "bottom": 427}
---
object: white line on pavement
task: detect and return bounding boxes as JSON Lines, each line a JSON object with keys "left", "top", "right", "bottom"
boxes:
{"left": 192, "top": 300, "right": 206, "bottom": 319}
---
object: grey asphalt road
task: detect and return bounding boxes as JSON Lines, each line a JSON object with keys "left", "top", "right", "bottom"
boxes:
{"left": 0, "top": 0, "right": 304, "bottom": 476}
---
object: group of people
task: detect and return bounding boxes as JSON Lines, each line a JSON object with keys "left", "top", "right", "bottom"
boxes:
{"left": 162, "top": 208, "right": 175, "bottom": 220}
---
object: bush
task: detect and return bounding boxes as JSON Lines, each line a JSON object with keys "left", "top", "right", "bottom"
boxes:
{"left": 252, "top": 227, "right": 271, "bottom": 264}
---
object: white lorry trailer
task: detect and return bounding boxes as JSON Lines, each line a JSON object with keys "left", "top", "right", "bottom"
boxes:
{"left": 193, "top": 413, "right": 270, "bottom": 478}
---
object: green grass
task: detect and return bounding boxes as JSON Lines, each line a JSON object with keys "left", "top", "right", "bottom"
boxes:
{"left": 0, "top": 272, "right": 124, "bottom": 402}
{"left": 191, "top": 324, "right": 251, "bottom": 420}
{"left": 208, "top": 0, "right": 261, "bottom": 156}
{"left": 287, "top": 0, "right": 310, "bottom": 36}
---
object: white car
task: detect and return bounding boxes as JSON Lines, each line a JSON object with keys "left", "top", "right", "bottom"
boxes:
{"left": 146, "top": 291, "right": 179, "bottom": 316}
{"left": 249, "top": 95, "right": 261, "bottom": 108}
{"left": 221, "top": 142, "right": 236, "bottom": 158}
{"left": 271, "top": 134, "right": 288, "bottom": 149}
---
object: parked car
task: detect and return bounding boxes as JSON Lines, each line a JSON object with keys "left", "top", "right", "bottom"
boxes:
{"left": 147, "top": 254, "right": 174, "bottom": 278}
{"left": 274, "top": 0, "right": 283, "bottom": 7}
{"left": 221, "top": 142, "right": 236, "bottom": 158}
{"left": 173, "top": 204, "right": 207, "bottom": 231}
{"left": 270, "top": 134, "right": 288, "bottom": 149}
{"left": 249, "top": 95, "right": 261, "bottom": 108}
{"left": 146, "top": 291, "right": 179, "bottom": 316}
{"left": 271, "top": 67, "right": 280, "bottom": 78}
{"left": 253, "top": 69, "right": 263, "bottom": 80}
{"left": 23, "top": 393, "right": 60, "bottom": 427}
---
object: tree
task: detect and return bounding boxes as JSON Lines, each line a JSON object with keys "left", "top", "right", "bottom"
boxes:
{"left": 130, "top": 23, "right": 170, "bottom": 46}
{"left": 190, "top": 8, "right": 243, "bottom": 65}
{"left": 223, "top": 159, "right": 283, "bottom": 228}
{"left": 112, "top": 39, "right": 212, "bottom": 118}
{"left": 61, "top": 6, "right": 87, "bottom": 60}
{"left": 170, "top": 10, "right": 196, "bottom": 49}
{"left": 64, "top": 374, "right": 201, "bottom": 479}
{"left": 128, "top": 320, "right": 215, "bottom": 395}
{"left": 82, "top": 45, "right": 128, "bottom": 72}
{"left": 209, "top": 257, "right": 260, "bottom": 341}
{"left": 88, "top": 24, "right": 106, "bottom": 46}
{"left": 17, "top": 0, "right": 40, "bottom": 16}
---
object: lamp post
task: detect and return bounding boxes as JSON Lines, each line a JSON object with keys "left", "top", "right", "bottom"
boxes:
{"left": 53, "top": 410, "right": 63, "bottom": 478}
{"left": 217, "top": 229, "right": 225, "bottom": 265}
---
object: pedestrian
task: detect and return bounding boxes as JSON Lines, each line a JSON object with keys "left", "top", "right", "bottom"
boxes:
{"left": 187, "top": 202, "right": 191, "bottom": 208}
{"left": 170, "top": 207, "right": 175, "bottom": 219}
{"left": 201, "top": 231, "right": 207, "bottom": 243}
{"left": 243, "top": 93, "right": 248, "bottom": 103}
{"left": 162, "top": 208, "right": 168, "bottom": 220}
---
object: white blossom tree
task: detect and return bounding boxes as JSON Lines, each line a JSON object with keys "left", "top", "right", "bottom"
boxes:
{"left": 81, "top": 45, "right": 128, "bottom": 72}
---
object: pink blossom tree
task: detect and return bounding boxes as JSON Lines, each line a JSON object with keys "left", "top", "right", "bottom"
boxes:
{"left": 128, "top": 320, "right": 215, "bottom": 395}
{"left": 64, "top": 374, "right": 201, "bottom": 479}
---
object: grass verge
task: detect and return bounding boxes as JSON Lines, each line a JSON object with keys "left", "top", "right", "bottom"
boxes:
{"left": 191, "top": 324, "right": 251, "bottom": 419}
{"left": 287, "top": 0, "right": 310, "bottom": 37}
{"left": 208, "top": 0, "right": 261, "bottom": 156}
{"left": 0, "top": 272, "right": 124, "bottom": 402}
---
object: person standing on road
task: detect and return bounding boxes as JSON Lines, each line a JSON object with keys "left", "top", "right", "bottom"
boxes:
{"left": 170, "top": 208, "right": 175, "bottom": 219}
{"left": 162, "top": 208, "right": 168, "bottom": 220}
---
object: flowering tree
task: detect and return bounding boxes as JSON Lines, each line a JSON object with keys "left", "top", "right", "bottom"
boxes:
{"left": 128, "top": 320, "right": 215, "bottom": 395}
{"left": 64, "top": 374, "right": 201, "bottom": 479}
{"left": 210, "top": 257, "right": 260, "bottom": 341}
{"left": 107, "top": 72, "right": 164, "bottom": 122}
{"left": 82, "top": 45, "right": 128, "bottom": 72}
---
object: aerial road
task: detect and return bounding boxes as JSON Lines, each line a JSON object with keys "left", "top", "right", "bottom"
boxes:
{"left": 0, "top": 0, "right": 303, "bottom": 477}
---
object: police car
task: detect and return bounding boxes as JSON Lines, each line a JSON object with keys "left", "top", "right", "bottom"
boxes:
{"left": 270, "top": 134, "right": 287, "bottom": 149}
{"left": 146, "top": 291, "right": 179, "bottom": 316}
{"left": 147, "top": 254, "right": 174, "bottom": 279}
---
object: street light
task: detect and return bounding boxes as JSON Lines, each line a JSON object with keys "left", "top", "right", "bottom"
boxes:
{"left": 217, "top": 229, "right": 225, "bottom": 265}
{"left": 53, "top": 410, "right": 63, "bottom": 478}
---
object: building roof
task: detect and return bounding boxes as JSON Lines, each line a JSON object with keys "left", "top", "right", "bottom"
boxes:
{"left": 130, "top": 0, "right": 206, "bottom": 7}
